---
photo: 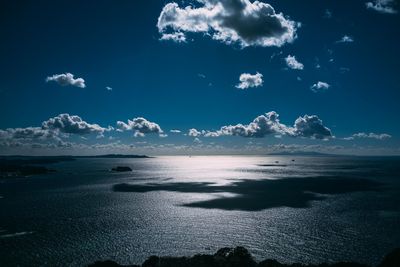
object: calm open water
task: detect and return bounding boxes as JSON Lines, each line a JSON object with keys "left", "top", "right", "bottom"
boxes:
{"left": 0, "top": 156, "right": 399, "bottom": 266}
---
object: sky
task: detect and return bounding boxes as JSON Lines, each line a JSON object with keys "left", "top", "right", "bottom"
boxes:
{"left": 0, "top": 0, "right": 399, "bottom": 156}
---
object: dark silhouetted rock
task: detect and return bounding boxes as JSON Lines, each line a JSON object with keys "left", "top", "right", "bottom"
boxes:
{"left": 88, "top": 247, "right": 400, "bottom": 267}
{"left": 112, "top": 166, "right": 132, "bottom": 172}
{"left": 258, "top": 259, "right": 285, "bottom": 267}
{"left": 378, "top": 248, "right": 400, "bottom": 267}
{"left": 88, "top": 260, "right": 124, "bottom": 267}
{"left": 328, "top": 263, "right": 369, "bottom": 267}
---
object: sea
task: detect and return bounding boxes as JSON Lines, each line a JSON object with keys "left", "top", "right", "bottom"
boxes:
{"left": 0, "top": 156, "right": 399, "bottom": 266}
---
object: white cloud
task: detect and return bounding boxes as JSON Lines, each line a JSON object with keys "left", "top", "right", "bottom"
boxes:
{"left": 116, "top": 117, "right": 164, "bottom": 137}
{"left": 188, "top": 128, "right": 203, "bottom": 137}
{"left": 0, "top": 127, "right": 56, "bottom": 141}
{"left": 193, "top": 137, "right": 202, "bottom": 143}
{"left": 293, "top": 115, "right": 332, "bottom": 139}
{"left": 170, "top": 129, "right": 182, "bottom": 133}
{"left": 160, "top": 32, "right": 187, "bottom": 42}
{"left": 204, "top": 111, "right": 292, "bottom": 137}
{"left": 0, "top": 114, "right": 110, "bottom": 149}
{"left": 336, "top": 35, "right": 354, "bottom": 43}
{"left": 324, "top": 9, "right": 333, "bottom": 18}
{"left": 42, "top": 114, "right": 109, "bottom": 135}
{"left": 46, "top": 73, "right": 86, "bottom": 88}
{"left": 310, "top": 81, "right": 330, "bottom": 93}
{"left": 344, "top": 132, "right": 392, "bottom": 140}
{"left": 366, "top": 0, "right": 397, "bottom": 14}
{"left": 193, "top": 111, "right": 332, "bottom": 140}
{"left": 236, "top": 72, "right": 263, "bottom": 89}
{"left": 157, "top": 0, "right": 299, "bottom": 48}
{"left": 285, "top": 55, "right": 304, "bottom": 70}
{"left": 106, "top": 86, "right": 112, "bottom": 91}
{"left": 270, "top": 51, "right": 283, "bottom": 61}
{"left": 340, "top": 67, "right": 350, "bottom": 73}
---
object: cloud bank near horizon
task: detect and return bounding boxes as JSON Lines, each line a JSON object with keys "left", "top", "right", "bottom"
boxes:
{"left": 188, "top": 111, "right": 333, "bottom": 140}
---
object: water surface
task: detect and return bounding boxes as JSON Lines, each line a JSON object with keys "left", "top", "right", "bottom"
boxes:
{"left": 0, "top": 156, "right": 399, "bottom": 266}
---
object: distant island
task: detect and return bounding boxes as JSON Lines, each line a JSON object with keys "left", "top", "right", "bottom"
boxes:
{"left": 267, "top": 151, "right": 340, "bottom": 157}
{"left": 77, "top": 154, "right": 152, "bottom": 159}
{"left": 111, "top": 166, "right": 133, "bottom": 172}
{"left": 0, "top": 154, "right": 150, "bottom": 178}
{"left": 88, "top": 246, "right": 400, "bottom": 267}
{"left": 0, "top": 154, "right": 151, "bottom": 160}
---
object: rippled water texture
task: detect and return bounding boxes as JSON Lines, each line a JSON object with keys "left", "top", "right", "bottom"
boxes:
{"left": 0, "top": 156, "right": 399, "bottom": 266}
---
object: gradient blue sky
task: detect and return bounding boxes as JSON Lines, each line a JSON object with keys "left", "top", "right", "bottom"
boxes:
{"left": 0, "top": 0, "right": 399, "bottom": 155}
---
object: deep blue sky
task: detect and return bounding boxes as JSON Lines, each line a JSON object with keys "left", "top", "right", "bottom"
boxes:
{"left": 0, "top": 0, "right": 399, "bottom": 155}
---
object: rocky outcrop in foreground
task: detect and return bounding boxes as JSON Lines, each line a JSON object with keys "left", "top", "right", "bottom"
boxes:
{"left": 88, "top": 246, "right": 400, "bottom": 267}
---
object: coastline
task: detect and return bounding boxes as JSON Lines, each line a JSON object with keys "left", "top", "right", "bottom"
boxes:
{"left": 88, "top": 246, "right": 400, "bottom": 267}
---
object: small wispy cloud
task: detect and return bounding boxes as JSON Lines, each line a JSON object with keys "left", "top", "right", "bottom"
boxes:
{"left": 193, "top": 137, "right": 202, "bottom": 143}
{"left": 159, "top": 32, "right": 186, "bottom": 43}
{"left": 270, "top": 51, "right": 283, "bottom": 61}
{"left": 106, "top": 86, "right": 112, "bottom": 91}
{"left": 340, "top": 67, "right": 350, "bottom": 74}
{"left": 366, "top": 0, "right": 397, "bottom": 14}
{"left": 344, "top": 132, "right": 392, "bottom": 140}
{"left": 236, "top": 72, "right": 263, "bottom": 89}
{"left": 336, "top": 35, "right": 354, "bottom": 43}
{"left": 324, "top": 9, "right": 333, "bottom": 18}
{"left": 310, "top": 81, "right": 330, "bottom": 93}
{"left": 285, "top": 55, "right": 304, "bottom": 70}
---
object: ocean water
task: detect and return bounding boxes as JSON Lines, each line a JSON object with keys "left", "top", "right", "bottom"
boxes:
{"left": 0, "top": 156, "right": 399, "bottom": 266}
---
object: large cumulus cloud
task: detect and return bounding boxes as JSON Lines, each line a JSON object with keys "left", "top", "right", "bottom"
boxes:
{"left": 157, "top": 0, "right": 299, "bottom": 48}
{"left": 190, "top": 111, "right": 332, "bottom": 140}
{"left": 0, "top": 114, "right": 110, "bottom": 148}
{"left": 293, "top": 115, "right": 332, "bottom": 139}
{"left": 117, "top": 117, "right": 164, "bottom": 137}
{"left": 42, "top": 114, "right": 108, "bottom": 135}
{"left": 0, "top": 114, "right": 111, "bottom": 149}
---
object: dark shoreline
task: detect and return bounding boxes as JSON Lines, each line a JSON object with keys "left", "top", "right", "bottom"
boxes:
{"left": 0, "top": 154, "right": 152, "bottom": 160}
{"left": 88, "top": 246, "right": 400, "bottom": 267}
{"left": 0, "top": 154, "right": 150, "bottom": 178}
